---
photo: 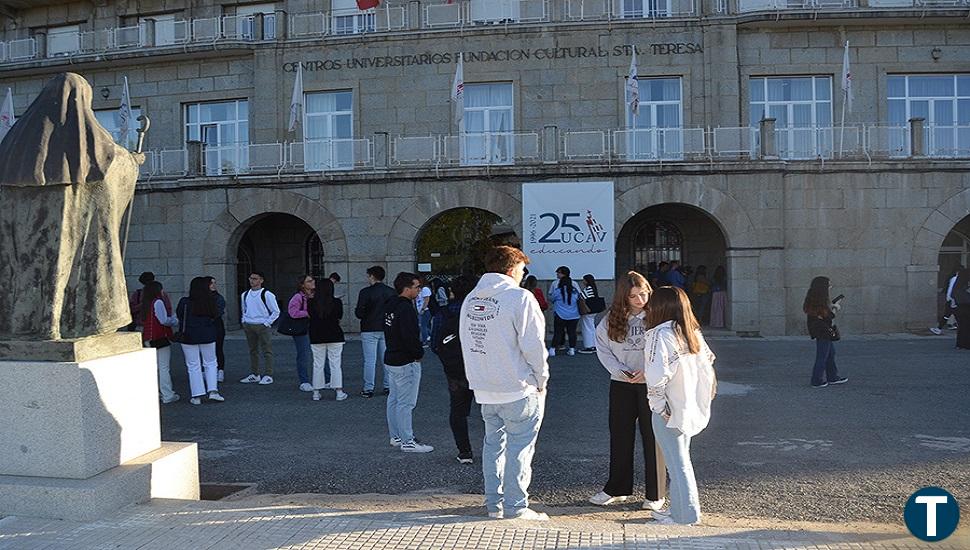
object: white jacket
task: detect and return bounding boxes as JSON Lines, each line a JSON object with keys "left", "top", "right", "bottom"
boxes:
{"left": 595, "top": 311, "right": 647, "bottom": 383}
{"left": 645, "top": 321, "right": 717, "bottom": 437}
{"left": 460, "top": 273, "right": 549, "bottom": 396}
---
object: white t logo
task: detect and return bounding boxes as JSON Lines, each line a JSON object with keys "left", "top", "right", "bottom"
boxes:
{"left": 915, "top": 495, "right": 949, "bottom": 537}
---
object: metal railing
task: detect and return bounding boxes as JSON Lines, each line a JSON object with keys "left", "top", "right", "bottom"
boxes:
{"left": 612, "top": 127, "right": 707, "bottom": 161}
{"left": 441, "top": 132, "right": 541, "bottom": 165}
{"left": 392, "top": 136, "right": 439, "bottom": 165}
{"left": 565, "top": 0, "right": 697, "bottom": 20}
{"left": 738, "top": 0, "right": 968, "bottom": 10}
{"left": 425, "top": 0, "right": 550, "bottom": 27}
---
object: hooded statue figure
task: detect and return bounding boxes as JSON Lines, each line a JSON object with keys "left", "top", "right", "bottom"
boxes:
{"left": 0, "top": 73, "right": 141, "bottom": 341}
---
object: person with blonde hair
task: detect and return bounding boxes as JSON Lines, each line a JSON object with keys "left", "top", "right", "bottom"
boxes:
{"left": 644, "top": 287, "right": 717, "bottom": 525}
{"left": 588, "top": 271, "right": 665, "bottom": 512}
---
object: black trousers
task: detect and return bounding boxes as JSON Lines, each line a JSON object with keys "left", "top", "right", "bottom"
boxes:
{"left": 215, "top": 318, "right": 226, "bottom": 371}
{"left": 447, "top": 376, "right": 474, "bottom": 454}
{"left": 956, "top": 305, "right": 970, "bottom": 350}
{"left": 552, "top": 315, "right": 578, "bottom": 349}
{"left": 603, "top": 380, "right": 663, "bottom": 501}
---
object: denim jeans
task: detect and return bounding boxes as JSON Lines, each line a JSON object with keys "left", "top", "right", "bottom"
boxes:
{"left": 292, "top": 334, "right": 312, "bottom": 385}
{"left": 385, "top": 362, "right": 422, "bottom": 443}
{"left": 361, "top": 331, "right": 389, "bottom": 392}
{"left": 651, "top": 413, "right": 701, "bottom": 524}
{"left": 419, "top": 309, "right": 432, "bottom": 343}
{"left": 811, "top": 339, "right": 840, "bottom": 386}
{"left": 481, "top": 392, "right": 546, "bottom": 515}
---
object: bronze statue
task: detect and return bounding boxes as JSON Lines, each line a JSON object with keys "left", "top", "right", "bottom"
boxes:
{"left": 0, "top": 73, "right": 142, "bottom": 341}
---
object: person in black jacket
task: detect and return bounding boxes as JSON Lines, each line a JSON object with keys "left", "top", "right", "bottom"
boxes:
{"left": 176, "top": 277, "right": 226, "bottom": 405}
{"left": 431, "top": 275, "right": 479, "bottom": 464}
{"left": 309, "top": 278, "right": 347, "bottom": 402}
{"left": 355, "top": 266, "right": 396, "bottom": 397}
{"left": 803, "top": 276, "right": 848, "bottom": 388}
{"left": 384, "top": 272, "right": 433, "bottom": 453}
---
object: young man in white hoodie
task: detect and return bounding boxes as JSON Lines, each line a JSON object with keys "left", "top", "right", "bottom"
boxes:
{"left": 460, "top": 246, "right": 550, "bottom": 521}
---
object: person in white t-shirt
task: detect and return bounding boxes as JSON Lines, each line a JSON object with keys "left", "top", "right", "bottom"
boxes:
{"left": 644, "top": 286, "right": 716, "bottom": 526}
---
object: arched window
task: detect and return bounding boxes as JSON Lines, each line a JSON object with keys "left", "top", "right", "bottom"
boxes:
{"left": 633, "top": 220, "right": 682, "bottom": 267}
{"left": 305, "top": 233, "right": 325, "bottom": 278}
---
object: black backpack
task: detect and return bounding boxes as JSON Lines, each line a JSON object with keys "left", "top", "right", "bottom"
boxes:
{"left": 435, "top": 307, "right": 464, "bottom": 377}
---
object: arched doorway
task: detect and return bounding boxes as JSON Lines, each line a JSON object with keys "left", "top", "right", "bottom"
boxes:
{"left": 414, "top": 208, "right": 519, "bottom": 277}
{"left": 235, "top": 213, "right": 323, "bottom": 300}
{"left": 617, "top": 204, "right": 728, "bottom": 325}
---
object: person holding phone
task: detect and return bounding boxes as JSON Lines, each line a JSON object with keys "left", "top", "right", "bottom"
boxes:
{"left": 588, "top": 271, "right": 666, "bottom": 511}
{"left": 803, "top": 276, "right": 848, "bottom": 388}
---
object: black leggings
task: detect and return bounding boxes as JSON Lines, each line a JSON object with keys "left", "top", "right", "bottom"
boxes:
{"left": 447, "top": 376, "right": 474, "bottom": 454}
{"left": 603, "top": 381, "right": 663, "bottom": 501}
{"left": 552, "top": 314, "right": 578, "bottom": 349}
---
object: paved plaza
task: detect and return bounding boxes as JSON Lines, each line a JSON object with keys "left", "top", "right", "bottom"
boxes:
{"left": 2, "top": 332, "right": 968, "bottom": 548}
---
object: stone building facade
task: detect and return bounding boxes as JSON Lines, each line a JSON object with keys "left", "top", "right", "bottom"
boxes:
{"left": 1, "top": 0, "right": 969, "bottom": 335}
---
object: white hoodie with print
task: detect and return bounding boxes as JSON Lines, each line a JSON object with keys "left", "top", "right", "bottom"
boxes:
{"left": 459, "top": 272, "right": 549, "bottom": 403}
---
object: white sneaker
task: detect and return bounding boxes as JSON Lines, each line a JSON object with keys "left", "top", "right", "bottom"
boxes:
{"left": 488, "top": 511, "right": 504, "bottom": 519}
{"left": 312, "top": 390, "right": 321, "bottom": 401}
{"left": 258, "top": 375, "right": 274, "bottom": 385}
{"left": 239, "top": 374, "right": 260, "bottom": 384}
{"left": 400, "top": 440, "right": 434, "bottom": 453}
{"left": 161, "top": 394, "right": 180, "bottom": 404}
{"left": 652, "top": 510, "right": 696, "bottom": 526}
{"left": 588, "top": 491, "right": 631, "bottom": 506}
{"left": 189, "top": 397, "right": 202, "bottom": 405}
{"left": 335, "top": 390, "right": 348, "bottom": 401}
{"left": 299, "top": 382, "right": 313, "bottom": 392}
{"left": 642, "top": 497, "right": 666, "bottom": 511}
{"left": 547, "top": 347, "right": 556, "bottom": 357}
{"left": 217, "top": 370, "right": 224, "bottom": 382}
{"left": 207, "top": 391, "right": 225, "bottom": 402}
{"left": 390, "top": 437, "right": 402, "bottom": 447}
{"left": 566, "top": 348, "right": 576, "bottom": 356}
{"left": 930, "top": 327, "right": 943, "bottom": 335}
{"left": 511, "top": 509, "right": 549, "bottom": 521}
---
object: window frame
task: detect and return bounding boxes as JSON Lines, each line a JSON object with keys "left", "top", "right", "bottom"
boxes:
{"left": 749, "top": 75, "right": 834, "bottom": 159}
{"left": 184, "top": 99, "right": 250, "bottom": 175}
{"left": 461, "top": 82, "right": 515, "bottom": 166}
{"left": 303, "top": 89, "right": 355, "bottom": 171}
{"left": 887, "top": 74, "right": 970, "bottom": 158}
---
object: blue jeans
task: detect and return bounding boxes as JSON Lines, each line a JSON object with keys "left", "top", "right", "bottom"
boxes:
{"left": 419, "top": 310, "right": 432, "bottom": 343}
{"left": 652, "top": 414, "right": 701, "bottom": 524}
{"left": 811, "top": 339, "right": 840, "bottom": 386}
{"left": 385, "top": 362, "right": 421, "bottom": 443}
{"left": 481, "top": 392, "right": 545, "bottom": 515}
{"left": 360, "top": 331, "right": 389, "bottom": 392}
{"left": 292, "top": 334, "right": 312, "bottom": 385}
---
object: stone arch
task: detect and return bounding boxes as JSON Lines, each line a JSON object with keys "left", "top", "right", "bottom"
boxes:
{"left": 911, "top": 188, "right": 970, "bottom": 267}
{"left": 385, "top": 185, "right": 521, "bottom": 262}
{"left": 615, "top": 180, "right": 758, "bottom": 249}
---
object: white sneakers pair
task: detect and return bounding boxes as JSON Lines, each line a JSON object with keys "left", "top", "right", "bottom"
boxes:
{"left": 488, "top": 509, "right": 549, "bottom": 521}
{"left": 588, "top": 491, "right": 665, "bottom": 511}
{"left": 312, "top": 390, "right": 349, "bottom": 401}
{"left": 189, "top": 391, "right": 225, "bottom": 406}
{"left": 240, "top": 374, "right": 273, "bottom": 385}
{"left": 389, "top": 437, "right": 434, "bottom": 453}
{"left": 547, "top": 347, "right": 575, "bottom": 356}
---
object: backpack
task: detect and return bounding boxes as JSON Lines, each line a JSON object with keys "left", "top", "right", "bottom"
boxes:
{"left": 434, "top": 307, "right": 464, "bottom": 377}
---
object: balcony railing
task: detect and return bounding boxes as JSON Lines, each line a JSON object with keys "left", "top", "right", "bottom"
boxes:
{"left": 738, "top": 0, "right": 969, "bottom": 11}
{"left": 290, "top": 6, "right": 407, "bottom": 38}
{"left": 425, "top": 0, "right": 550, "bottom": 28}
{"left": 565, "top": 0, "right": 698, "bottom": 20}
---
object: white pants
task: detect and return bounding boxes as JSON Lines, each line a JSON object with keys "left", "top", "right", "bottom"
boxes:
{"left": 149, "top": 344, "right": 177, "bottom": 401}
{"left": 312, "top": 343, "right": 343, "bottom": 390}
{"left": 182, "top": 342, "right": 218, "bottom": 397}
{"left": 580, "top": 314, "right": 597, "bottom": 349}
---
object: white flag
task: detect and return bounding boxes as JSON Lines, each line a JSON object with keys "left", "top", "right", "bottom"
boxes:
{"left": 0, "top": 88, "right": 14, "bottom": 143}
{"left": 841, "top": 40, "right": 853, "bottom": 114}
{"left": 288, "top": 62, "right": 304, "bottom": 132}
{"left": 626, "top": 50, "right": 640, "bottom": 117}
{"left": 451, "top": 54, "right": 464, "bottom": 129}
{"left": 119, "top": 76, "right": 133, "bottom": 141}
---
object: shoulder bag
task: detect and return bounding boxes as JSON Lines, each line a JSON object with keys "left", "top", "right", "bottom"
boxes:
{"left": 171, "top": 300, "right": 187, "bottom": 343}
{"left": 277, "top": 295, "right": 310, "bottom": 336}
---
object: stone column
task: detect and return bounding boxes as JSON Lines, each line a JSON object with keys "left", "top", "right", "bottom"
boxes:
{"left": 373, "top": 132, "right": 390, "bottom": 169}
{"left": 759, "top": 118, "right": 777, "bottom": 159}
{"left": 408, "top": 1, "right": 421, "bottom": 30}
{"left": 35, "top": 31, "right": 48, "bottom": 58}
{"left": 253, "top": 13, "right": 265, "bottom": 41}
{"left": 909, "top": 117, "right": 925, "bottom": 157}
{"left": 186, "top": 140, "right": 203, "bottom": 176}
{"left": 275, "top": 9, "right": 288, "bottom": 42}
{"left": 141, "top": 19, "right": 156, "bottom": 47}
{"left": 726, "top": 249, "right": 761, "bottom": 336}
{"left": 543, "top": 125, "right": 559, "bottom": 164}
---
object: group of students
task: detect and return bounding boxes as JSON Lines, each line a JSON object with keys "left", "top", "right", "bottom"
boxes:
{"left": 521, "top": 266, "right": 605, "bottom": 356}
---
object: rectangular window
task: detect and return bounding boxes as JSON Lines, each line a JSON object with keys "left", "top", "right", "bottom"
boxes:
{"left": 462, "top": 83, "right": 514, "bottom": 165}
{"left": 332, "top": 0, "right": 375, "bottom": 35}
{"left": 621, "top": 0, "right": 672, "bottom": 18}
{"left": 626, "top": 77, "right": 683, "bottom": 160}
{"left": 95, "top": 107, "right": 143, "bottom": 151}
{"left": 185, "top": 99, "right": 249, "bottom": 175}
{"left": 888, "top": 74, "right": 970, "bottom": 158}
{"left": 230, "top": 3, "right": 276, "bottom": 40}
{"left": 47, "top": 24, "right": 81, "bottom": 57}
{"left": 749, "top": 76, "right": 833, "bottom": 159}
{"left": 141, "top": 14, "right": 185, "bottom": 46}
{"left": 470, "top": 0, "right": 521, "bottom": 23}
{"left": 304, "top": 90, "right": 354, "bottom": 171}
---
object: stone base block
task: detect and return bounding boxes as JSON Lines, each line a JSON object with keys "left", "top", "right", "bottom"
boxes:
{"left": 0, "top": 332, "right": 142, "bottom": 362}
{"left": 0, "top": 441, "right": 199, "bottom": 521}
{"left": 0, "top": 348, "right": 161, "bottom": 479}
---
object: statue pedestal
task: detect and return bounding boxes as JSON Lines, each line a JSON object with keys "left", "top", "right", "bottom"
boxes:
{"left": 0, "top": 342, "right": 199, "bottom": 520}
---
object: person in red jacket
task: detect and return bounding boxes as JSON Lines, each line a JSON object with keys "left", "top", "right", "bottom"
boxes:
{"left": 141, "top": 280, "right": 179, "bottom": 404}
{"left": 523, "top": 275, "right": 548, "bottom": 312}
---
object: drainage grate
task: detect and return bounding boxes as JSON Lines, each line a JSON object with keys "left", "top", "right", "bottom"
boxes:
{"left": 199, "top": 482, "right": 256, "bottom": 501}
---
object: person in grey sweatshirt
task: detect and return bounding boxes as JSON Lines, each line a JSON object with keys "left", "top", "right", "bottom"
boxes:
{"left": 459, "top": 246, "right": 549, "bottom": 521}
{"left": 589, "top": 271, "right": 666, "bottom": 512}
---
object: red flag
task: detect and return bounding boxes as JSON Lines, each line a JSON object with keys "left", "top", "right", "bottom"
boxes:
{"left": 357, "top": 0, "right": 380, "bottom": 9}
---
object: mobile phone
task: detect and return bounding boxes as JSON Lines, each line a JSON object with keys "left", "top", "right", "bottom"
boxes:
{"left": 622, "top": 370, "right": 636, "bottom": 378}
{"left": 832, "top": 294, "right": 845, "bottom": 304}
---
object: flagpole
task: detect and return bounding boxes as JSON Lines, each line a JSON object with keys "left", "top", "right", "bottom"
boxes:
{"left": 838, "top": 40, "right": 850, "bottom": 158}
{"left": 838, "top": 89, "right": 846, "bottom": 158}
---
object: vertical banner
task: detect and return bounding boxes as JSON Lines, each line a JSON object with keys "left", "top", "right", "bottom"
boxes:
{"left": 522, "top": 181, "right": 615, "bottom": 280}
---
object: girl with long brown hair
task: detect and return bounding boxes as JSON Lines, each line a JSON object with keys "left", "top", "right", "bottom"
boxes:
{"left": 588, "top": 271, "right": 666, "bottom": 511}
{"left": 309, "top": 277, "right": 347, "bottom": 401}
{"left": 644, "top": 286, "right": 717, "bottom": 525}
{"left": 803, "top": 276, "right": 848, "bottom": 387}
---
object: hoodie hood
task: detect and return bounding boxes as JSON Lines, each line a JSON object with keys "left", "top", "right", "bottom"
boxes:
{"left": 473, "top": 272, "right": 521, "bottom": 299}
